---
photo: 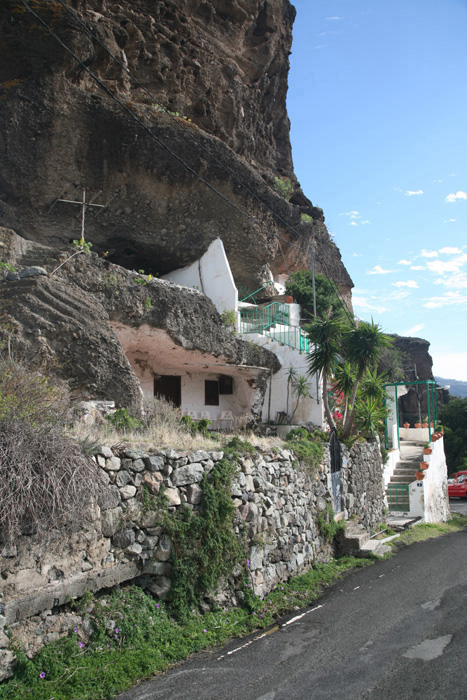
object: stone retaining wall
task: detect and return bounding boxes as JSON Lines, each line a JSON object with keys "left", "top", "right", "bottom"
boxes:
{"left": 0, "top": 439, "right": 385, "bottom": 681}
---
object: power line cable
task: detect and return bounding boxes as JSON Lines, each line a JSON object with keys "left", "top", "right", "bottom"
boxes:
{"left": 55, "top": 0, "right": 314, "bottom": 245}
{"left": 19, "top": 0, "right": 308, "bottom": 254}
{"left": 20, "top": 0, "right": 355, "bottom": 324}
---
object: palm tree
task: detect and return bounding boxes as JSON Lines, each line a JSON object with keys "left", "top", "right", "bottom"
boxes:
{"left": 291, "top": 375, "right": 311, "bottom": 422}
{"left": 333, "top": 361, "right": 355, "bottom": 425}
{"left": 305, "top": 314, "right": 346, "bottom": 429}
{"left": 341, "top": 320, "right": 392, "bottom": 438}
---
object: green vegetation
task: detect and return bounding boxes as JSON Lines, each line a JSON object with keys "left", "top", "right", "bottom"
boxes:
{"left": 439, "top": 396, "right": 467, "bottom": 474}
{"left": 220, "top": 309, "right": 237, "bottom": 330}
{"left": 180, "top": 415, "right": 212, "bottom": 438}
{"left": 285, "top": 270, "right": 342, "bottom": 321}
{"left": 306, "top": 316, "right": 391, "bottom": 439}
{"left": 391, "top": 513, "right": 467, "bottom": 547}
{"left": 72, "top": 238, "right": 92, "bottom": 254}
{"left": 272, "top": 176, "right": 294, "bottom": 200}
{"left": 300, "top": 213, "right": 314, "bottom": 224}
{"left": 285, "top": 427, "right": 325, "bottom": 471}
{"left": 106, "top": 407, "right": 144, "bottom": 432}
{"left": 316, "top": 503, "right": 345, "bottom": 543}
{"left": 158, "top": 458, "right": 244, "bottom": 620}
{"left": 0, "top": 557, "right": 371, "bottom": 700}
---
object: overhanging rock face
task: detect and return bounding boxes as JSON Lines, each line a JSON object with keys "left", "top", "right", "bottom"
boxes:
{"left": 0, "top": 229, "right": 279, "bottom": 410}
{"left": 0, "top": 0, "right": 353, "bottom": 294}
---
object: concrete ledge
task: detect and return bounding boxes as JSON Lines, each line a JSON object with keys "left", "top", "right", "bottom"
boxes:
{"left": 5, "top": 562, "right": 141, "bottom": 624}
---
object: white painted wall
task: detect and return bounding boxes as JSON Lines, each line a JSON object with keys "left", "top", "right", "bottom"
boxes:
{"left": 384, "top": 385, "right": 408, "bottom": 449}
{"left": 421, "top": 437, "right": 450, "bottom": 523}
{"left": 399, "top": 426, "right": 431, "bottom": 442}
{"left": 244, "top": 333, "right": 324, "bottom": 427}
{"left": 130, "top": 359, "right": 260, "bottom": 427}
{"left": 408, "top": 480, "right": 425, "bottom": 518}
{"left": 161, "top": 238, "right": 238, "bottom": 315}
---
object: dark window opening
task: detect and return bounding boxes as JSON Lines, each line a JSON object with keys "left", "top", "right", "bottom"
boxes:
{"left": 219, "top": 375, "right": 233, "bottom": 395}
{"left": 154, "top": 375, "right": 181, "bottom": 407}
{"left": 205, "top": 380, "right": 219, "bottom": 406}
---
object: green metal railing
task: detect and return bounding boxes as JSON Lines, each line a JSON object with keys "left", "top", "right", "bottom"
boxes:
{"left": 386, "top": 484, "right": 410, "bottom": 512}
{"left": 239, "top": 302, "right": 310, "bottom": 353}
{"left": 383, "top": 379, "right": 439, "bottom": 449}
{"left": 238, "top": 283, "right": 276, "bottom": 304}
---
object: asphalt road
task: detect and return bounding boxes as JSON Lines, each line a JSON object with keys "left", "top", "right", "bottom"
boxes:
{"left": 450, "top": 497, "right": 467, "bottom": 515}
{"left": 117, "top": 528, "right": 467, "bottom": 700}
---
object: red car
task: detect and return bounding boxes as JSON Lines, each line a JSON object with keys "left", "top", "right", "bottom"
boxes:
{"left": 448, "top": 471, "right": 467, "bottom": 498}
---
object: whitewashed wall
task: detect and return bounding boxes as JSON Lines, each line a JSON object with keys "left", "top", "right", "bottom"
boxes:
{"left": 421, "top": 437, "right": 450, "bottom": 523}
{"left": 161, "top": 238, "right": 237, "bottom": 315}
{"left": 243, "top": 333, "right": 324, "bottom": 427}
{"left": 131, "top": 361, "right": 260, "bottom": 426}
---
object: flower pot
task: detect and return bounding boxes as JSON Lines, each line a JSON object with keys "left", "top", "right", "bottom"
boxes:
{"left": 285, "top": 295, "right": 293, "bottom": 304}
{"left": 423, "top": 447, "right": 432, "bottom": 455}
{"left": 403, "top": 422, "right": 410, "bottom": 429}
{"left": 414, "top": 423, "right": 421, "bottom": 429}
{"left": 420, "top": 461, "right": 429, "bottom": 470}
{"left": 415, "top": 470, "right": 425, "bottom": 481}
{"left": 422, "top": 422, "right": 428, "bottom": 428}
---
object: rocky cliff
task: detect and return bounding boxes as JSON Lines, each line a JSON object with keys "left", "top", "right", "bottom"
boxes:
{"left": 0, "top": 0, "right": 352, "bottom": 294}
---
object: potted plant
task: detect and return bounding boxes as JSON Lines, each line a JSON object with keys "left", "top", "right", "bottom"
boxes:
{"left": 415, "top": 469, "right": 425, "bottom": 480}
{"left": 420, "top": 461, "right": 429, "bottom": 470}
{"left": 423, "top": 443, "right": 432, "bottom": 455}
{"left": 422, "top": 416, "right": 429, "bottom": 428}
{"left": 414, "top": 421, "right": 421, "bottom": 429}
{"left": 403, "top": 422, "right": 410, "bottom": 429}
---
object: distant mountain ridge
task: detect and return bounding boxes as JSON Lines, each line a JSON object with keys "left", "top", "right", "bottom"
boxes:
{"left": 435, "top": 376, "right": 467, "bottom": 399}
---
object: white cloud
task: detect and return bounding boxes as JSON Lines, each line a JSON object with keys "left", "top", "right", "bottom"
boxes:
{"left": 397, "top": 259, "right": 412, "bottom": 266}
{"left": 439, "top": 246, "right": 462, "bottom": 254}
{"left": 405, "top": 189, "right": 423, "bottom": 196}
{"left": 445, "top": 190, "right": 467, "bottom": 203}
{"left": 393, "top": 280, "right": 418, "bottom": 288}
{"left": 426, "top": 254, "right": 467, "bottom": 275}
{"left": 403, "top": 323, "right": 424, "bottom": 336}
{"left": 352, "top": 296, "right": 387, "bottom": 313}
{"left": 433, "top": 352, "right": 467, "bottom": 381}
{"left": 432, "top": 179, "right": 442, "bottom": 183}
{"left": 423, "top": 291, "right": 467, "bottom": 309}
{"left": 410, "top": 265, "right": 425, "bottom": 271}
{"left": 341, "top": 211, "right": 370, "bottom": 226}
{"left": 434, "top": 272, "right": 467, "bottom": 289}
{"left": 421, "top": 249, "right": 438, "bottom": 258}
{"left": 444, "top": 218, "right": 457, "bottom": 223}
{"left": 326, "top": 16, "right": 342, "bottom": 20}
{"left": 367, "top": 265, "right": 393, "bottom": 275}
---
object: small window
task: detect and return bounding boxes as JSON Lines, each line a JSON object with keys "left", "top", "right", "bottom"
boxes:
{"left": 205, "top": 380, "right": 219, "bottom": 406}
{"left": 219, "top": 375, "right": 233, "bottom": 395}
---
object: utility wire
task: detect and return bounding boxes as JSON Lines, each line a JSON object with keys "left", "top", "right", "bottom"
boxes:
{"left": 20, "top": 0, "right": 307, "bottom": 252}
{"left": 20, "top": 0, "right": 354, "bottom": 324}
{"left": 55, "top": 0, "right": 313, "bottom": 244}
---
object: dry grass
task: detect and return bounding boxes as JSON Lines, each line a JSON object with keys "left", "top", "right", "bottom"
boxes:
{"left": 71, "top": 397, "right": 284, "bottom": 453}
{"left": 0, "top": 421, "right": 107, "bottom": 543}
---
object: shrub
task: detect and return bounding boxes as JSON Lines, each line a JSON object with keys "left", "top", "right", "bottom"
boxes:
{"left": 285, "top": 428, "right": 325, "bottom": 471}
{"left": 0, "top": 422, "right": 107, "bottom": 543}
{"left": 220, "top": 309, "right": 237, "bottom": 331}
{"left": 0, "top": 357, "right": 70, "bottom": 427}
{"left": 272, "top": 176, "right": 294, "bottom": 200}
{"left": 106, "top": 407, "right": 144, "bottom": 432}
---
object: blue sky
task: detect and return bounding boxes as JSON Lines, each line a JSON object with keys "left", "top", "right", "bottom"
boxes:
{"left": 287, "top": 0, "right": 467, "bottom": 380}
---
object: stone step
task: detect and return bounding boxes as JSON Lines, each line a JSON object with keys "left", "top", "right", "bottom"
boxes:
{"left": 389, "top": 475, "right": 415, "bottom": 483}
